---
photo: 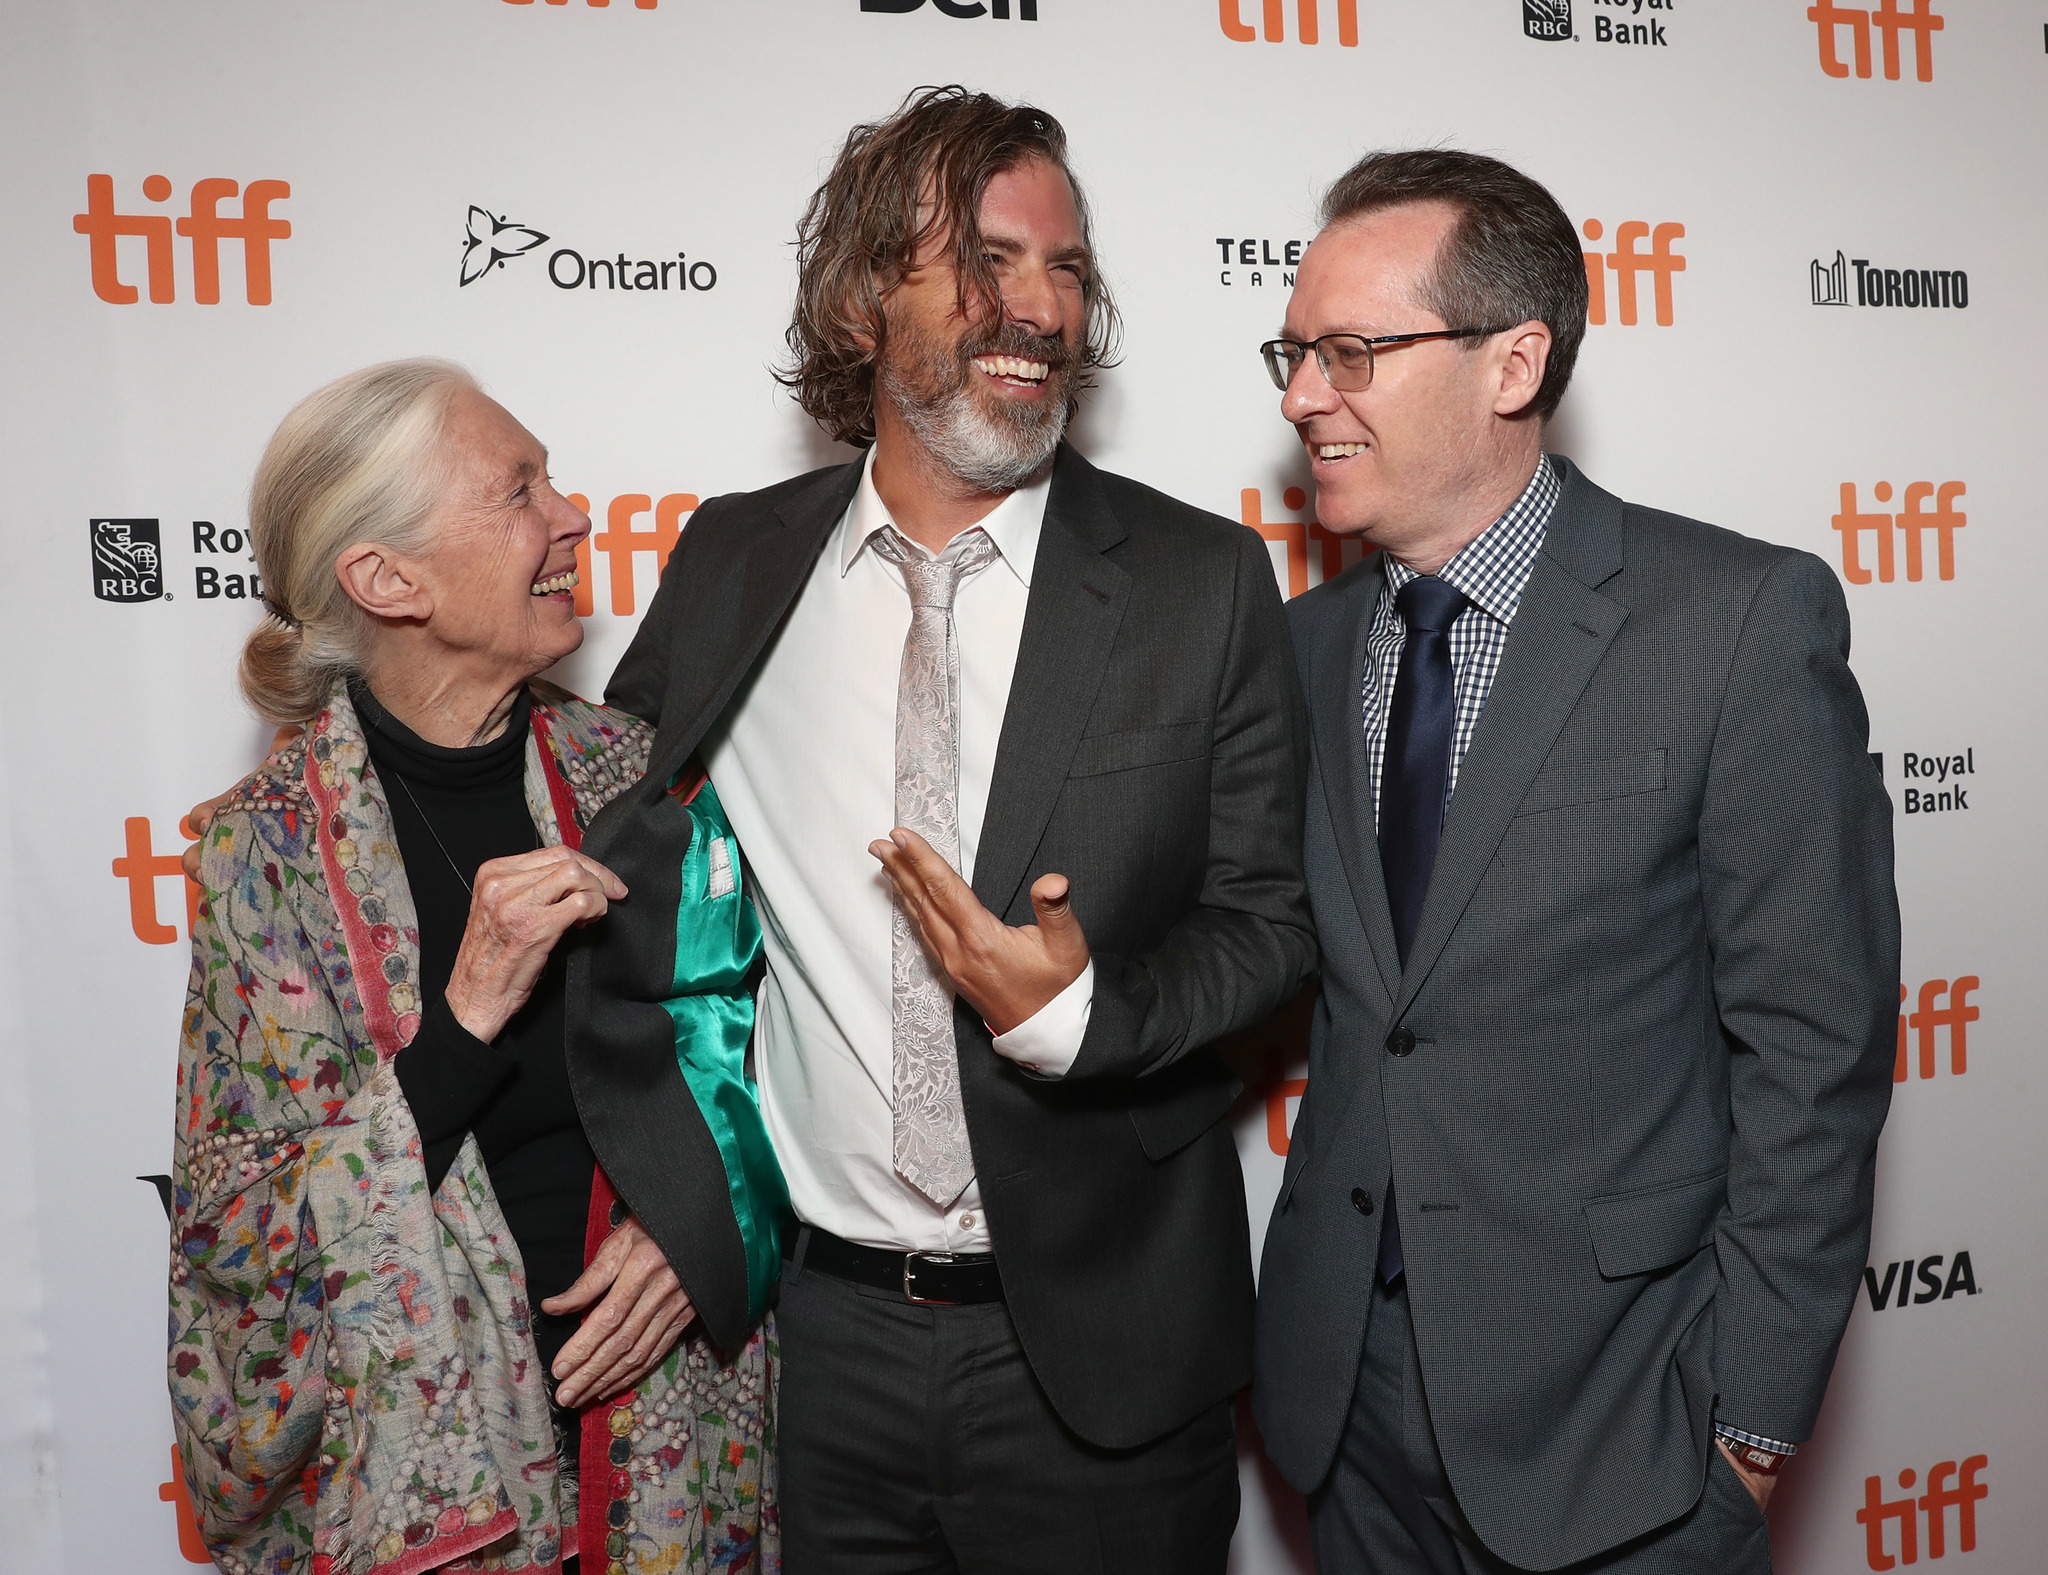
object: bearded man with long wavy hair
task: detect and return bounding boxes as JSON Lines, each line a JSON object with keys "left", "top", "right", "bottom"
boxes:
{"left": 592, "top": 85, "right": 1315, "bottom": 1571}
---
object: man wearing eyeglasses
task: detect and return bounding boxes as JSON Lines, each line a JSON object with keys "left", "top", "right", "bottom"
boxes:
{"left": 1251, "top": 149, "right": 1899, "bottom": 1574}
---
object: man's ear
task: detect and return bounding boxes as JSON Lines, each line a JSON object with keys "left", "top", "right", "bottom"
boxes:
{"left": 335, "top": 542, "right": 433, "bottom": 623}
{"left": 1492, "top": 321, "right": 1553, "bottom": 419}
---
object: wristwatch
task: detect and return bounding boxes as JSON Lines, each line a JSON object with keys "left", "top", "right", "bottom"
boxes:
{"left": 1715, "top": 1424, "right": 1798, "bottom": 1477}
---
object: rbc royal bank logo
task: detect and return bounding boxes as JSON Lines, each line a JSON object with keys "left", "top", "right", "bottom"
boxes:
{"left": 91, "top": 520, "right": 164, "bottom": 603}
{"left": 1524, "top": 0, "right": 1572, "bottom": 40}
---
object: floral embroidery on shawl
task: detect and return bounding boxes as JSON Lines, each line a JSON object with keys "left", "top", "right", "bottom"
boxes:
{"left": 170, "top": 681, "right": 778, "bottom": 1575}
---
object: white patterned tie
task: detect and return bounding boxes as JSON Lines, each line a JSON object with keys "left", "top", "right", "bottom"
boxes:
{"left": 870, "top": 524, "right": 1002, "bottom": 1207}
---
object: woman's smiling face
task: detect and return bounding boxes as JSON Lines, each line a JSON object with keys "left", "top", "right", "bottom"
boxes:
{"left": 406, "top": 390, "right": 591, "bottom": 686}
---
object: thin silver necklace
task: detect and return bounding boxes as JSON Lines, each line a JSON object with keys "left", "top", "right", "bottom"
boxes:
{"left": 387, "top": 769, "right": 474, "bottom": 898}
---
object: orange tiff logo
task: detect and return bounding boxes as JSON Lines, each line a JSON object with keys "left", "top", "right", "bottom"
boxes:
{"left": 1241, "top": 486, "right": 1369, "bottom": 598}
{"left": 1580, "top": 219, "right": 1686, "bottom": 326}
{"left": 1220, "top": 0, "right": 1358, "bottom": 45}
{"left": 1832, "top": 482, "right": 1965, "bottom": 584}
{"left": 564, "top": 491, "right": 696, "bottom": 615}
{"left": 159, "top": 1447, "right": 210, "bottom": 1563}
{"left": 113, "top": 815, "right": 202, "bottom": 944}
{"left": 73, "top": 175, "right": 290, "bottom": 305}
{"left": 1809, "top": 0, "right": 1943, "bottom": 82}
{"left": 1896, "top": 977, "right": 1977, "bottom": 1082}
{"left": 1857, "top": 1454, "right": 1986, "bottom": 1570}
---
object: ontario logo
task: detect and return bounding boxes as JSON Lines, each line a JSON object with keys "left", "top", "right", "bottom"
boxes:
{"left": 455, "top": 204, "right": 718, "bottom": 295}
{"left": 91, "top": 519, "right": 164, "bottom": 603}
{"left": 460, "top": 206, "right": 549, "bottom": 287}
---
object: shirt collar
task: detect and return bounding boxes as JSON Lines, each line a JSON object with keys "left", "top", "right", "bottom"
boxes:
{"left": 1382, "top": 453, "right": 1560, "bottom": 626}
{"left": 837, "top": 444, "right": 1053, "bottom": 588}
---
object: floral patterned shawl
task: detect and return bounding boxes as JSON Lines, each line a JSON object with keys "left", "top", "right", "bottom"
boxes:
{"left": 170, "top": 680, "right": 777, "bottom": 1575}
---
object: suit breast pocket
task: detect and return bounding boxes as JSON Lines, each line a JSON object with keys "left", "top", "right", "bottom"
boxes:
{"left": 1516, "top": 747, "right": 1668, "bottom": 817}
{"left": 1066, "top": 720, "right": 1209, "bottom": 779}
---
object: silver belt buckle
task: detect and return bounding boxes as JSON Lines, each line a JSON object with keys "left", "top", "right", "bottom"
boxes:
{"left": 903, "top": 1251, "right": 961, "bottom": 1305}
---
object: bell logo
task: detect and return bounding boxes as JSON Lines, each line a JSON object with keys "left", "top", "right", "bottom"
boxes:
{"left": 1579, "top": 219, "right": 1685, "bottom": 326}
{"left": 1895, "top": 976, "right": 1977, "bottom": 1082}
{"left": 112, "top": 816, "right": 203, "bottom": 945}
{"left": 564, "top": 492, "right": 696, "bottom": 615}
{"left": 1832, "top": 482, "right": 1965, "bottom": 584}
{"left": 73, "top": 175, "right": 290, "bottom": 305}
{"left": 1220, "top": 0, "right": 1358, "bottom": 45}
{"left": 1809, "top": 0, "right": 1943, "bottom": 82}
{"left": 1241, "top": 487, "right": 1369, "bottom": 598}
{"left": 861, "top": 0, "right": 1038, "bottom": 17}
{"left": 1856, "top": 1455, "right": 1986, "bottom": 1570}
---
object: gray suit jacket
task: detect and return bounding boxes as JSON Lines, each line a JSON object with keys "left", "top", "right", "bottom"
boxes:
{"left": 570, "top": 442, "right": 1316, "bottom": 1445}
{"left": 1252, "top": 459, "right": 1898, "bottom": 1569}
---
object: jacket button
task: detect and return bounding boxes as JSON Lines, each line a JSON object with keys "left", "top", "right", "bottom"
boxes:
{"left": 1351, "top": 1187, "right": 1374, "bottom": 1216}
{"left": 1386, "top": 1027, "right": 1416, "bottom": 1057}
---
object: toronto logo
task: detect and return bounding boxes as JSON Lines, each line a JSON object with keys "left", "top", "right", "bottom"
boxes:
{"left": 459, "top": 205, "right": 550, "bottom": 287}
{"left": 91, "top": 519, "right": 164, "bottom": 603}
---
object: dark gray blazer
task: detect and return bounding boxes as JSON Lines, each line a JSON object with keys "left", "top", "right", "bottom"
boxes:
{"left": 564, "top": 441, "right": 1316, "bottom": 1446}
{"left": 1252, "top": 459, "right": 1898, "bottom": 1569}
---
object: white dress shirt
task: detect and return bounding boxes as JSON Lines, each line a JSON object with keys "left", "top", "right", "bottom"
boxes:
{"left": 702, "top": 448, "right": 1094, "bottom": 1254}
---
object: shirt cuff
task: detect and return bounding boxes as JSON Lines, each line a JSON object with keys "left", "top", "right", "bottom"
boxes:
{"left": 989, "top": 961, "right": 1094, "bottom": 1079}
{"left": 1714, "top": 1423, "right": 1799, "bottom": 1458}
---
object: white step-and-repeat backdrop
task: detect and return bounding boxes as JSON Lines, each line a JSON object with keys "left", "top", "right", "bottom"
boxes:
{"left": 3, "top": 2, "right": 2041, "bottom": 1571}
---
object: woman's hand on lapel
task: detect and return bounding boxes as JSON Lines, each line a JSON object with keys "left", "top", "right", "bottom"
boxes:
{"left": 445, "top": 847, "right": 627, "bottom": 1043}
{"left": 869, "top": 828, "right": 1090, "bottom": 1036}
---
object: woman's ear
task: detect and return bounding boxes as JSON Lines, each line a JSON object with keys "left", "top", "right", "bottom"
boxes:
{"left": 334, "top": 542, "right": 433, "bottom": 622}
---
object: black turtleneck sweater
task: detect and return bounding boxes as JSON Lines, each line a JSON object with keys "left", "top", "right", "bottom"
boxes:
{"left": 361, "top": 683, "right": 594, "bottom": 1375}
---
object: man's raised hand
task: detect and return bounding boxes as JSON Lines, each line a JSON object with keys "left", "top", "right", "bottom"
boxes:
{"left": 868, "top": 828, "right": 1088, "bottom": 1035}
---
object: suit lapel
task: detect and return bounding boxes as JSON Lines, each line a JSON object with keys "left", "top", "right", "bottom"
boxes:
{"left": 638, "top": 462, "right": 859, "bottom": 798}
{"left": 1309, "top": 561, "right": 1402, "bottom": 1004}
{"left": 972, "top": 444, "right": 1130, "bottom": 922}
{"left": 1390, "top": 462, "right": 1629, "bottom": 1020}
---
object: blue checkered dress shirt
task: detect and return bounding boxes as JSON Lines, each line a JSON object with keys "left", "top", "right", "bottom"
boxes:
{"left": 1362, "top": 454, "right": 1560, "bottom": 827}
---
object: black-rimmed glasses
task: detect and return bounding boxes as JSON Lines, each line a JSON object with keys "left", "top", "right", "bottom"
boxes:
{"left": 1260, "top": 327, "right": 1514, "bottom": 393}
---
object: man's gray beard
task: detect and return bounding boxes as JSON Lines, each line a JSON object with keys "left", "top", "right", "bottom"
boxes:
{"left": 884, "top": 363, "right": 1069, "bottom": 493}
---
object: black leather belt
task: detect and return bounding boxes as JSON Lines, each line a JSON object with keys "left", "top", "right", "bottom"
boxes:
{"left": 793, "top": 1225, "right": 1005, "bottom": 1305}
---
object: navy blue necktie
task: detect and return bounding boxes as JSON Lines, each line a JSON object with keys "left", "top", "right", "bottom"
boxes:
{"left": 1374, "top": 574, "right": 1467, "bottom": 1284}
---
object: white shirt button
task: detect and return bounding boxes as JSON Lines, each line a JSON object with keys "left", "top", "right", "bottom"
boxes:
{"left": 959, "top": 1213, "right": 976, "bottom": 1228}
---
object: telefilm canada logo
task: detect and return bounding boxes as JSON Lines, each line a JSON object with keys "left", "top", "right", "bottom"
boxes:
{"left": 90, "top": 520, "right": 163, "bottom": 602}
{"left": 457, "top": 204, "right": 718, "bottom": 294}
{"left": 1811, "top": 250, "right": 1968, "bottom": 310}
{"left": 1524, "top": 0, "right": 1675, "bottom": 47}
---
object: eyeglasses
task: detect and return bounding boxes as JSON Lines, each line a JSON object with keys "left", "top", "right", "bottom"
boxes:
{"left": 1259, "top": 327, "right": 1514, "bottom": 393}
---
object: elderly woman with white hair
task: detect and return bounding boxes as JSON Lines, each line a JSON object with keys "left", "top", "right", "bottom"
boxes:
{"left": 169, "top": 360, "right": 785, "bottom": 1575}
